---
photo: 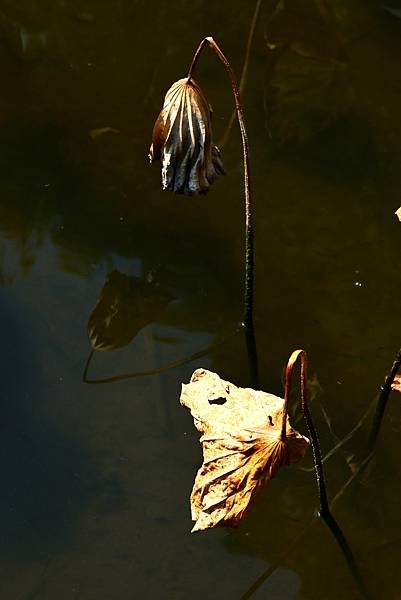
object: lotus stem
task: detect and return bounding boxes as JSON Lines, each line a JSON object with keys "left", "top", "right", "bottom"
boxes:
{"left": 368, "top": 347, "right": 401, "bottom": 452}
{"left": 188, "top": 37, "right": 259, "bottom": 387}
{"left": 280, "top": 349, "right": 367, "bottom": 597}
{"left": 280, "top": 349, "right": 329, "bottom": 515}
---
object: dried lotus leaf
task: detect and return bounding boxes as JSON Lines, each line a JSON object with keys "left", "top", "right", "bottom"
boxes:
{"left": 180, "top": 368, "right": 309, "bottom": 531}
{"left": 149, "top": 78, "right": 224, "bottom": 195}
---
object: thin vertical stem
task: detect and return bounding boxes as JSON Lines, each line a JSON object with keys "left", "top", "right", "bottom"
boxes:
{"left": 368, "top": 347, "right": 401, "bottom": 452}
{"left": 299, "top": 351, "right": 330, "bottom": 516}
{"left": 187, "top": 37, "right": 259, "bottom": 387}
{"left": 280, "top": 348, "right": 299, "bottom": 439}
{"left": 280, "top": 349, "right": 329, "bottom": 514}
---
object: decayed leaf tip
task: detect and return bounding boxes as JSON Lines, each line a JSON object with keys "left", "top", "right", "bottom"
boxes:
{"left": 391, "top": 374, "right": 401, "bottom": 393}
{"left": 180, "top": 369, "right": 309, "bottom": 532}
{"left": 149, "top": 78, "right": 224, "bottom": 194}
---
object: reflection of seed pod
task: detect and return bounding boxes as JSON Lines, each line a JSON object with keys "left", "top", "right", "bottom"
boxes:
{"left": 87, "top": 270, "right": 173, "bottom": 352}
{"left": 149, "top": 78, "right": 224, "bottom": 195}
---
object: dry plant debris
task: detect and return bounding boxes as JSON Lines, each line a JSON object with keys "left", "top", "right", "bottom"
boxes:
{"left": 180, "top": 368, "right": 309, "bottom": 532}
{"left": 391, "top": 375, "right": 401, "bottom": 393}
{"left": 149, "top": 78, "right": 224, "bottom": 194}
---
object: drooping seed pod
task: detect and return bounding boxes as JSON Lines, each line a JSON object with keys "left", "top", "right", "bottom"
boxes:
{"left": 149, "top": 78, "right": 224, "bottom": 194}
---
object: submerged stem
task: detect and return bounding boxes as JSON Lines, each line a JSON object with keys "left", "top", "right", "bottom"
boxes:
{"left": 188, "top": 36, "right": 259, "bottom": 387}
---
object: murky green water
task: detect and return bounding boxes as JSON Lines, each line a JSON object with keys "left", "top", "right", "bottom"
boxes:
{"left": 0, "top": 1, "right": 400, "bottom": 598}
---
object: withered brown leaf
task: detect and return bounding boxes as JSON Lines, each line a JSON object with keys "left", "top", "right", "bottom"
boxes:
{"left": 180, "top": 369, "right": 309, "bottom": 532}
{"left": 149, "top": 78, "right": 224, "bottom": 194}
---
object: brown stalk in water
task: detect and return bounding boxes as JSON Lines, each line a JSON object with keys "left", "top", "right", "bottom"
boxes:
{"left": 279, "top": 349, "right": 367, "bottom": 598}
{"left": 187, "top": 37, "right": 259, "bottom": 387}
{"left": 280, "top": 350, "right": 329, "bottom": 514}
{"left": 368, "top": 347, "right": 401, "bottom": 452}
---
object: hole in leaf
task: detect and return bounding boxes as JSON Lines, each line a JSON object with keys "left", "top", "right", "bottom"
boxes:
{"left": 208, "top": 397, "right": 227, "bottom": 405}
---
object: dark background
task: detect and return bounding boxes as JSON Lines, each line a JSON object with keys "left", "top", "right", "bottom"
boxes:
{"left": 0, "top": 1, "right": 400, "bottom": 598}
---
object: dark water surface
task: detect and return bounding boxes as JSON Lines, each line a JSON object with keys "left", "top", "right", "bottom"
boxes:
{"left": 0, "top": 1, "right": 400, "bottom": 598}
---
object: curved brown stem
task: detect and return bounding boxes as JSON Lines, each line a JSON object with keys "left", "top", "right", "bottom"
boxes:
{"left": 277, "top": 349, "right": 368, "bottom": 598}
{"left": 187, "top": 36, "right": 258, "bottom": 387}
{"left": 187, "top": 38, "right": 209, "bottom": 81}
{"left": 281, "top": 349, "right": 329, "bottom": 513}
{"left": 280, "top": 348, "right": 303, "bottom": 439}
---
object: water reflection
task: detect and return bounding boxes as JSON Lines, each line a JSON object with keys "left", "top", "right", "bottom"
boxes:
{"left": 264, "top": 0, "right": 350, "bottom": 148}
{"left": 87, "top": 269, "right": 173, "bottom": 352}
{"left": 83, "top": 268, "right": 242, "bottom": 385}
{"left": 0, "top": 7, "right": 49, "bottom": 62}
{"left": 0, "top": 293, "right": 124, "bottom": 562}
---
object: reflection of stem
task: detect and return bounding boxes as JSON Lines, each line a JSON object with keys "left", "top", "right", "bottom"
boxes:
{"left": 333, "top": 348, "right": 401, "bottom": 504}
{"left": 240, "top": 522, "right": 313, "bottom": 600}
{"left": 241, "top": 505, "right": 369, "bottom": 600}
{"left": 329, "top": 348, "right": 401, "bottom": 513}
{"left": 368, "top": 348, "right": 401, "bottom": 452}
{"left": 83, "top": 346, "right": 214, "bottom": 384}
{"left": 326, "top": 349, "right": 401, "bottom": 503}
{"left": 83, "top": 328, "right": 240, "bottom": 384}
{"left": 188, "top": 37, "right": 259, "bottom": 387}
{"left": 301, "top": 395, "right": 376, "bottom": 472}
{"left": 279, "top": 349, "right": 367, "bottom": 598}
{"left": 330, "top": 453, "right": 372, "bottom": 508}
{"left": 218, "top": 0, "right": 264, "bottom": 148}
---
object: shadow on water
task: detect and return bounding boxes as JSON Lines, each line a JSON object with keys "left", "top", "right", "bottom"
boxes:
{"left": 0, "top": 117, "right": 246, "bottom": 361}
{"left": 0, "top": 293, "right": 124, "bottom": 561}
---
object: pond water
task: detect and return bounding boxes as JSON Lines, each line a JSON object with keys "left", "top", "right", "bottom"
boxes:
{"left": 0, "top": 1, "right": 400, "bottom": 598}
